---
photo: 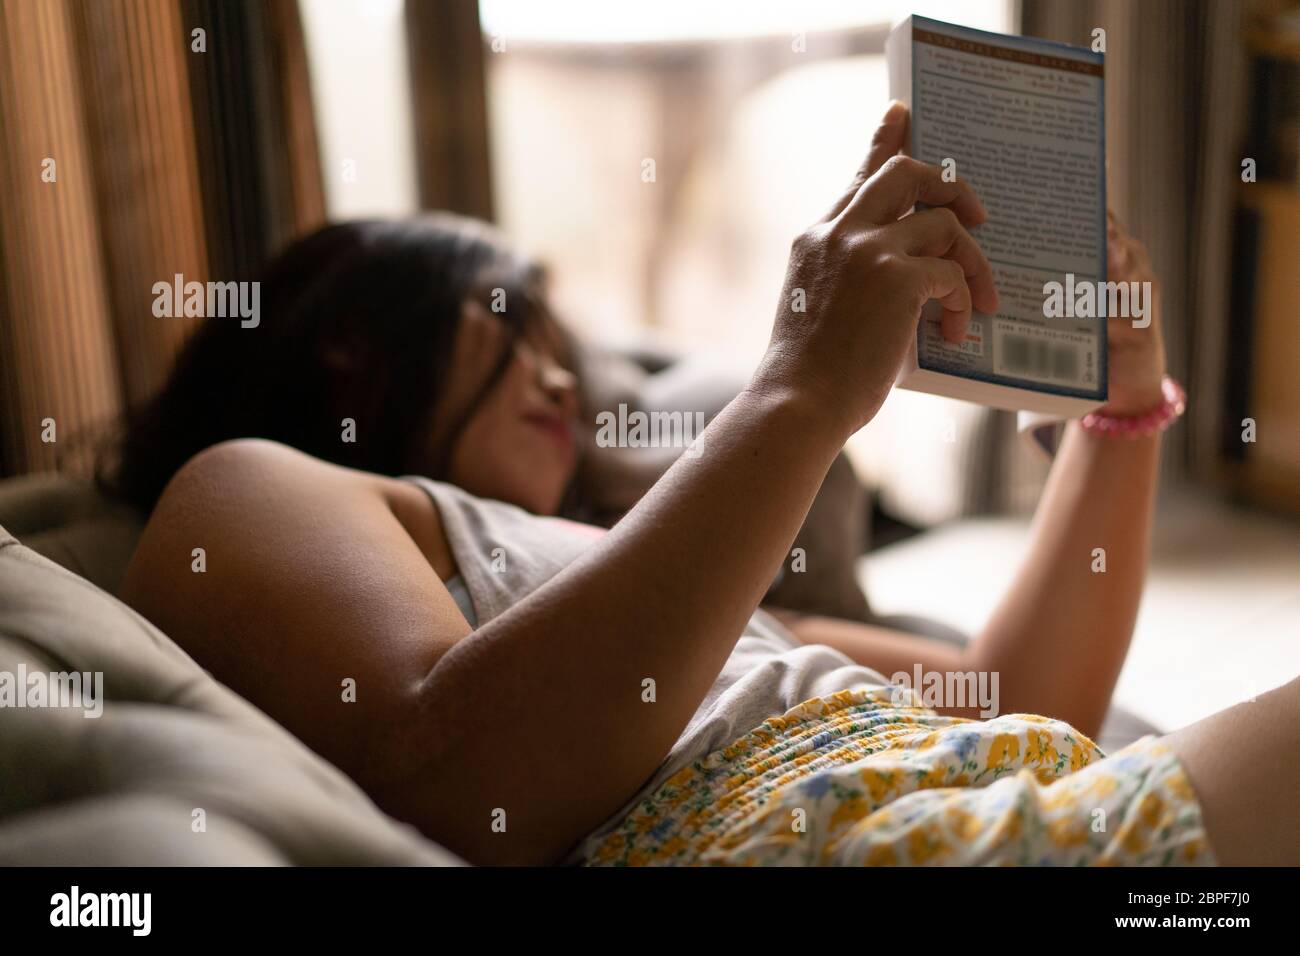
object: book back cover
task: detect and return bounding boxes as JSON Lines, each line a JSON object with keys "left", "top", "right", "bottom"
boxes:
{"left": 888, "top": 16, "right": 1108, "bottom": 415}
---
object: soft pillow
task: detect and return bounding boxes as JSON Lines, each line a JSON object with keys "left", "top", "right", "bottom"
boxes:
{"left": 0, "top": 472, "right": 143, "bottom": 595}
{"left": 0, "top": 525, "right": 462, "bottom": 865}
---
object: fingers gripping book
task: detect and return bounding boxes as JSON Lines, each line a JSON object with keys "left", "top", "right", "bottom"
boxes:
{"left": 887, "top": 16, "right": 1108, "bottom": 416}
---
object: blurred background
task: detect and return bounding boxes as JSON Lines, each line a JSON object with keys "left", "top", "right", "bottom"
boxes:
{"left": 0, "top": 0, "right": 1297, "bottom": 732}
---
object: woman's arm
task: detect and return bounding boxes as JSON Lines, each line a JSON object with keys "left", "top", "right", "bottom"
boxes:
{"left": 783, "top": 216, "right": 1169, "bottom": 738}
{"left": 966, "top": 424, "right": 1158, "bottom": 734}
{"left": 973, "top": 218, "right": 1168, "bottom": 735}
{"left": 411, "top": 114, "right": 996, "bottom": 864}
{"left": 416, "top": 387, "right": 849, "bottom": 861}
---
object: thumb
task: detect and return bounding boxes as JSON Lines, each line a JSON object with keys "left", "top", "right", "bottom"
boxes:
{"left": 822, "top": 101, "right": 909, "bottom": 222}
{"left": 867, "top": 100, "right": 909, "bottom": 176}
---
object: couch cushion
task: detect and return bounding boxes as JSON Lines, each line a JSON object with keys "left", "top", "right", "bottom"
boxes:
{"left": 0, "top": 524, "right": 462, "bottom": 865}
{"left": 0, "top": 473, "right": 143, "bottom": 595}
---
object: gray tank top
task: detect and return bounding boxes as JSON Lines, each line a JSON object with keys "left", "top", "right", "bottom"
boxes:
{"left": 442, "top": 574, "right": 476, "bottom": 626}
{"left": 404, "top": 476, "right": 893, "bottom": 863}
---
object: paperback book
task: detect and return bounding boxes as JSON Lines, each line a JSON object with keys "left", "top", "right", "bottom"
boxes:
{"left": 887, "top": 15, "right": 1109, "bottom": 415}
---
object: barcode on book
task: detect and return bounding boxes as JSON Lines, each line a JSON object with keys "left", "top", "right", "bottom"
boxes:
{"left": 993, "top": 320, "right": 1096, "bottom": 389}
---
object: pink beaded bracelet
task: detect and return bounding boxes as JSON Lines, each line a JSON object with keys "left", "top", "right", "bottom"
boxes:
{"left": 1079, "top": 375, "right": 1186, "bottom": 438}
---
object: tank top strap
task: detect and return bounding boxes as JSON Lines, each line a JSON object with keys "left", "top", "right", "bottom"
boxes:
{"left": 402, "top": 476, "right": 601, "bottom": 626}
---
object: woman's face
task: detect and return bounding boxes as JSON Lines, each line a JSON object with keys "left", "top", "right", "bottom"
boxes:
{"left": 418, "top": 300, "right": 579, "bottom": 514}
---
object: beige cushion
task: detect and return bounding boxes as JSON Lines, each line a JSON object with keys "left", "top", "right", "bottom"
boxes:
{"left": 0, "top": 473, "right": 143, "bottom": 595}
{"left": 0, "top": 524, "right": 462, "bottom": 865}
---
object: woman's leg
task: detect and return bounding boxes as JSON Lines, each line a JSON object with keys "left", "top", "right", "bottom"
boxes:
{"left": 1165, "top": 675, "right": 1300, "bottom": 865}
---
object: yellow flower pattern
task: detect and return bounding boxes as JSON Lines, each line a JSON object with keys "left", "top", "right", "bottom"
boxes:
{"left": 585, "top": 688, "right": 1215, "bottom": 867}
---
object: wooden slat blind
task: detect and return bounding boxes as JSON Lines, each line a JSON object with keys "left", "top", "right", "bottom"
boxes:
{"left": 70, "top": 0, "right": 210, "bottom": 407}
{"left": 0, "top": 0, "right": 123, "bottom": 474}
{"left": 0, "top": 0, "right": 326, "bottom": 478}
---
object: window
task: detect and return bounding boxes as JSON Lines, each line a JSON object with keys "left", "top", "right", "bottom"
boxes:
{"left": 481, "top": 0, "right": 1012, "bottom": 358}
{"left": 300, "top": 0, "right": 419, "bottom": 218}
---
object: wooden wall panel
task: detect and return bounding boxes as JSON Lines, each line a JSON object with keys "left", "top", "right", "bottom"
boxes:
{"left": 182, "top": 0, "right": 326, "bottom": 278}
{"left": 70, "top": 0, "right": 210, "bottom": 407}
{"left": 406, "top": 0, "right": 494, "bottom": 220}
{"left": 0, "top": 0, "right": 123, "bottom": 474}
{"left": 0, "top": 0, "right": 329, "bottom": 480}
{"left": 268, "top": 0, "right": 327, "bottom": 239}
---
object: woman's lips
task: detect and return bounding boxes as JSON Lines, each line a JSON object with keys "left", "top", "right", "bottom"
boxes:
{"left": 522, "top": 412, "right": 575, "bottom": 452}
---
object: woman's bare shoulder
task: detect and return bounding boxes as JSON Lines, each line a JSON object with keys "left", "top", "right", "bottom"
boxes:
{"left": 126, "top": 440, "right": 370, "bottom": 576}
{"left": 120, "top": 438, "right": 459, "bottom": 662}
{"left": 119, "top": 438, "right": 471, "bottom": 783}
{"left": 122, "top": 440, "right": 356, "bottom": 613}
{"left": 149, "top": 437, "right": 383, "bottom": 509}
{"left": 130, "top": 439, "right": 445, "bottom": 561}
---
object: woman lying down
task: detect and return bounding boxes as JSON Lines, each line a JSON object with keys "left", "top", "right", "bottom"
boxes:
{"left": 115, "top": 104, "right": 1293, "bottom": 867}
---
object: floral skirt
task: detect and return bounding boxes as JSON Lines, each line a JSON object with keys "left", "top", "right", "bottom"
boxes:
{"left": 585, "top": 688, "right": 1215, "bottom": 866}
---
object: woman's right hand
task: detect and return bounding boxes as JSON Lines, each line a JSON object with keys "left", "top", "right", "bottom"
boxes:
{"left": 754, "top": 102, "right": 999, "bottom": 437}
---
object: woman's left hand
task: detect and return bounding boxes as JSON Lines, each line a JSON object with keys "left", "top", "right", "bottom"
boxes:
{"left": 1099, "top": 210, "right": 1168, "bottom": 417}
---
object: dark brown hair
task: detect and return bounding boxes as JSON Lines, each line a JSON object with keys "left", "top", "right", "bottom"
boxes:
{"left": 102, "top": 214, "right": 564, "bottom": 514}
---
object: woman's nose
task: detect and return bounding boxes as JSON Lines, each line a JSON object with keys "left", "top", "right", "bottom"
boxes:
{"left": 539, "top": 358, "right": 578, "bottom": 413}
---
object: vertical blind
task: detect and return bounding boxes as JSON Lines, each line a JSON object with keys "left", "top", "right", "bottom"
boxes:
{"left": 0, "top": 0, "right": 325, "bottom": 477}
